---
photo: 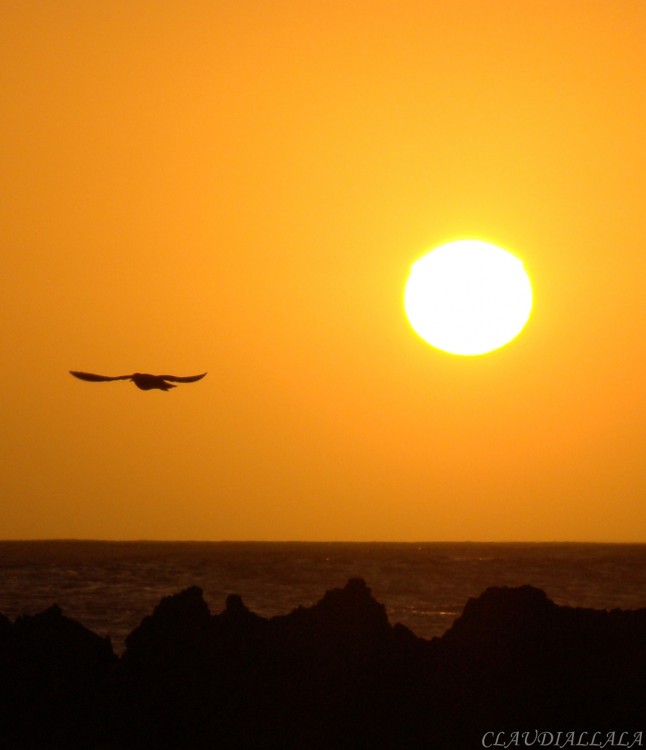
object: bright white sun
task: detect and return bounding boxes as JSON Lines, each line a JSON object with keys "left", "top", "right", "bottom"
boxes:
{"left": 404, "top": 240, "right": 533, "bottom": 356}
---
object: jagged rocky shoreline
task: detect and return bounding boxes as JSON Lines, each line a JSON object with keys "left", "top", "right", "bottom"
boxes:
{"left": 1, "top": 579, "right": 644, "bottom": 749}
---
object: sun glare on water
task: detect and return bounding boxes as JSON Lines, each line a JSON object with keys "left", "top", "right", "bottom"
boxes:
{"left": 404, "top": 240, "right": 533, "bottom": 356}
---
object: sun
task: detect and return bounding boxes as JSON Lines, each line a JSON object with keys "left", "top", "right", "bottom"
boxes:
{"left": 404, "top": 240, "right": 533, "bottom": 356}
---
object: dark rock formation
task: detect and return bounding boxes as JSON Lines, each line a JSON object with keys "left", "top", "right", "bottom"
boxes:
{"left": 433, "top": 585, "right": 646, "bottom": 744}
{"left": 1, "top": 582, "right": 645, "bottom": 749}
{"left": 0, "top": 603, "right": 117, "bottom": 749}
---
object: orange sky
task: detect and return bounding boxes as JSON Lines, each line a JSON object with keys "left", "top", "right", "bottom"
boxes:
{"left": 1, "top": 1, "right": 644, "bottom": 541}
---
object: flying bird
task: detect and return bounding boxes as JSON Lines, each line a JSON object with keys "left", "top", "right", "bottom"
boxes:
{"left": 70, "top": 371, "right": 207, "bottom": 391}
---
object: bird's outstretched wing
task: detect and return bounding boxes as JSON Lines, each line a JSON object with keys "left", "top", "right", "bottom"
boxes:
{"left": 158, "top": 373, "right": 207, "bottom": 383}
{"left": 70, "top": 371, "right": 132, "bottom": 382}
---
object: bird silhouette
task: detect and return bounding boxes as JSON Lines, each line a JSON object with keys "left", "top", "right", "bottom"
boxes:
{"left": 70, "top": 371, "right": 207, "bottom": 391}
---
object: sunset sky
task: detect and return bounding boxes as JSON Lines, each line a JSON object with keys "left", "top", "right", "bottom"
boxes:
{"left": 2, "top": 1, "right": 644, "bottom": 542}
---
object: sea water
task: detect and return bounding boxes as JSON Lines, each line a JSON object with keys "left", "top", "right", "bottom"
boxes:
{"left": 1, "top": 541, "right": 645, "bottom": 652}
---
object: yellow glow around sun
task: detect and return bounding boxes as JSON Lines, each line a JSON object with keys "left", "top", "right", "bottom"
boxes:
{"left": 404, "top": 240, "right": 533, "bottom": 356}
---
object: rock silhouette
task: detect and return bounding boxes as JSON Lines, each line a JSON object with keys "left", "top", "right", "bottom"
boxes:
{"left": 0, "top": 603, "right": 116, "bottom": 748}
{"left": 1, "top": 581, "right": 644, "bottom": 749}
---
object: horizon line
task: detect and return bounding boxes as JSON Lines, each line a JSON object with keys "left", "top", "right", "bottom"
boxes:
{"left": 1, "top": 538, "right": 645, "bottom": 545}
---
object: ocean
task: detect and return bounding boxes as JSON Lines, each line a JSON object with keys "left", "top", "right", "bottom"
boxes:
{"left": 1, "top": 541, "right": 645, "bottom": 653}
